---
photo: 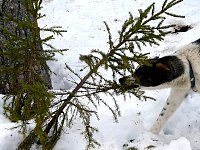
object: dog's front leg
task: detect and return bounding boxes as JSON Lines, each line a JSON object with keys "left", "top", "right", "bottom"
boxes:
{"left": 150, "top": 88, "right": 188, "bottom": 134}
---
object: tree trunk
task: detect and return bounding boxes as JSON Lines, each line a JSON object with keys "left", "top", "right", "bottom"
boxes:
{"left": 0, "top": 0, "right": 52, "bottom": 94}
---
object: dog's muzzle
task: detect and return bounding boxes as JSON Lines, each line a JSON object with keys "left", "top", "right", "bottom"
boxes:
{"left": 119, "top": 76, "right": 139, "bottom": 88}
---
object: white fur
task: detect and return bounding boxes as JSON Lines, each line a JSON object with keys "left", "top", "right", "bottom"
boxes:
{"left": 147, "top": 43, "right": 200, "bottom": 134}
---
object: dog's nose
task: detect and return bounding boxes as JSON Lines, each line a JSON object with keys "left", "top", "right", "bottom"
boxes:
{"left": 119, "top": 77, "right": 126, "bottom": 84}
{"left": 119, "top": 76, "right": 139, "bottom": 88}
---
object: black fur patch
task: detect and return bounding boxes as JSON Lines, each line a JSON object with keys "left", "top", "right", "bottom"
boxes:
{"left": 134, "top": 56, "right": 185, "bottom": 87}
{"left": 192, "top": 38, "right": 200, "bottom": 45}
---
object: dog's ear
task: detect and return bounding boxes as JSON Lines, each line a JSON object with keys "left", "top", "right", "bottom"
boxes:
{"left": 156, "top": 63, "right": 170, "bottom": 71}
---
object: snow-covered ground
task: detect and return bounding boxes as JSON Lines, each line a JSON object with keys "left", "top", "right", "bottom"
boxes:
{"left": 1, "top": 0, "right": 200, "bottom": 149}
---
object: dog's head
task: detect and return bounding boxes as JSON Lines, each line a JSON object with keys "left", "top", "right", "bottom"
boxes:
{"left": 119, "top": 56, "right": 184, "bottom": 89}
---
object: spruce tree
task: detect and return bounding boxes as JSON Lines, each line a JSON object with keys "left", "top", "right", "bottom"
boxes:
{"left": 0, "top": 0, "right": 52, "bottom": 94}
{"left": 0, "top": 0, "right": 66, "bottom": 145}
{"left": 17, "top": 0, "right": 184, "bottom": 149}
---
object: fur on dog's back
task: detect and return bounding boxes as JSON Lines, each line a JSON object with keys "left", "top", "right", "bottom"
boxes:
{"left": 176, "top": 39, "right": 200, "bottom": 91}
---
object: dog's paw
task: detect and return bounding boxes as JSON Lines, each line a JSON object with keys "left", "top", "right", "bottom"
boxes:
{"left": 150, "top": 126, "right": 161, "bottom": 135}
{"left": 192, "top": 86, "right": 199, "bottom": 92}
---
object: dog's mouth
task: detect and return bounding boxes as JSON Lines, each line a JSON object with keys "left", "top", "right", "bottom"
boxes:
{"left": 119, "top": 76, "right": 140, "bottom": 89}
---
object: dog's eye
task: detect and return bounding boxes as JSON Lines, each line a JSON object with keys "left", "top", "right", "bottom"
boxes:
{"left": 147, "top": 77, "right": 152, "bottom": 82}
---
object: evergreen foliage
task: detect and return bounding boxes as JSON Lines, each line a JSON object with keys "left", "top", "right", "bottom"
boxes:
{"left": 0, "top": 0, "right": 66, "bottom": 148}
{"left": 1, "top": 0, "right": 184, "bottom": 149}
{"left": 1, "top": 0, "right": 67, "bottom": 121}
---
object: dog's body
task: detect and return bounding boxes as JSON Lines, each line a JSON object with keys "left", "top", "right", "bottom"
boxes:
{"left": 119, "top": 38, "right": 200, "bottom": 134}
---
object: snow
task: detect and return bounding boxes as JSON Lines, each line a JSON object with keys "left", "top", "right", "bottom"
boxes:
{"left": 1, "top": 0, "right": 200, "bottom": 149}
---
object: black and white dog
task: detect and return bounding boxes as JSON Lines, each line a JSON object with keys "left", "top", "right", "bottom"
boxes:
{"left": 119, "top": 38, "right": 200, "bottom": 134}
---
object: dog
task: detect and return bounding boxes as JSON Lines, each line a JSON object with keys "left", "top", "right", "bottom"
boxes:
{"left": 119, "top": 38, "right": 200, "bottom": 134}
